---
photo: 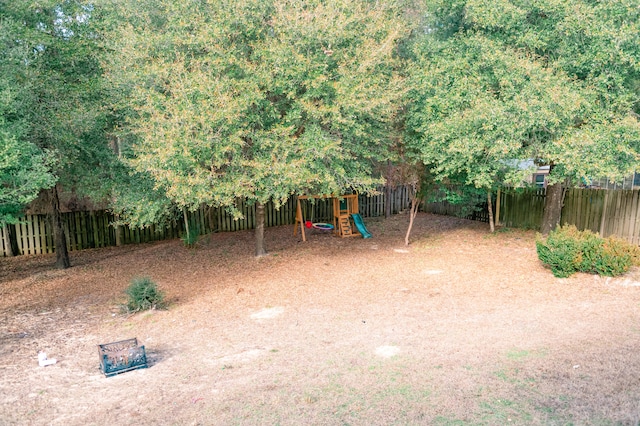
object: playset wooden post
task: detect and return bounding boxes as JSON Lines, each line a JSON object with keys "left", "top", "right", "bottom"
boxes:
{"left": 294, "top": 195, "right": 309, "bottom": 242}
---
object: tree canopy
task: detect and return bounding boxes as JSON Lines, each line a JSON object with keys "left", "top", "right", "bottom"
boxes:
{"left": 104, "top": 0, "right": 411, "bottom": 222}
{"left": 1, "top": 0, "right": 118, "bottom": 265}
{"left": 404, "top": 0, "right": 640, "bottom": 232}
{"left": 3, "top": 0, "right": 639, "bottom": 255}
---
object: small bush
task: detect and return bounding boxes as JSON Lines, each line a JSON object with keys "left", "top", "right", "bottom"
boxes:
{"left": 124, "top": 277, "right": 165, "bottom": 313}
{"left": 537, "top": 225, "right": 637, "bottom": 278}
{"left": 536, "top": 229, "right": 582, "bottom": 278}
{"left": 181, "top": 225, "right": 200, "bottom": 248}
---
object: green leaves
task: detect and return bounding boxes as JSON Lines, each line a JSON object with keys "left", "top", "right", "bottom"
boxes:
{"left": 406, "top": 0, "right": 640, "bottom": 191}
{"left": 0, "top": 128, "right": 56, "bottom": 224}
{"left": 0, "top": 0, "right": 118, "bottom": 223}
{"left": 105, "top": 0, "right": 409, "bottom": 224}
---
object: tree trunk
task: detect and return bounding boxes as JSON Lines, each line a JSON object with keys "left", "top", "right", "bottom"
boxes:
{"left": 255, "top": 201, "right": 267, "bottom": 257}
{"left": 404, "top": 192, "right": 421, "bottom": 246}
{"left": 183, "top": 208, "right": 190, "bottom": 238}
{"left": 487, "top": 191, "right": 495, "bottom": 233}
{"left": 540, "top": 182, "right": 565, "bottom": 235}
{"left": 112, "top": 136, "right": 123, "bottom": 247}
{"left": 115, "top": 218, "right": 123, "bottom": 247}
{"left": 3, "top": 224, "right": 18, "bottom": 256}
{"left": 50, "top": 186, "right": 70, "bottom": 269}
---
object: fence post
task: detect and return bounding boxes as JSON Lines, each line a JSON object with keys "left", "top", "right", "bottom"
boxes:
{"left": 2, "top": 224, "right": 13, "bottom": 257}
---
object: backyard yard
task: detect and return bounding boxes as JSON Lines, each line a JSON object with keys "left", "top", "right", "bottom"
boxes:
{"left": 1, "top": 213, "right": 640, "bottom": 425}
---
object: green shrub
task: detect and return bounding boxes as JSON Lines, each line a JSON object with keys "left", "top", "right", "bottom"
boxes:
{"left": 536, "top": 225, "right": 637, "bottom": 278}
{"left": 594, "top": 237, "right": 633, "bottom": 276}
{"left": 536, "top": 228, "right": 582, "bottom": 278}
{"left": 124, "top": 276, "right": 165, "bottom": 313}
{"left": 181, "top": 224, "right": 200, "bottom": 248}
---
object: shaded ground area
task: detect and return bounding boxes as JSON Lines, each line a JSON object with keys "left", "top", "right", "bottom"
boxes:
{"left": 1, "top": 213, "right": 640, "bottom": 425}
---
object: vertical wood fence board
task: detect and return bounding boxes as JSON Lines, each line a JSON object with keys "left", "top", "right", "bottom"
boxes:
{"left": 590, "top": 190, "right": 603, "bottom": 233}
{"left": 15, "top": 222, "right": 24, "bottom": 255}
{"left": 633, "top": 193, "right": 640, "bottom": 244}
{"left": 624, "top": 191, "right": 634, "bottom": 242}
{"left": 29, "top": 216, "right": 38, "bottom": 254}
{"left": 574, "top": 189, "right": 583, "bottom": 229}
{"left": 24, "top": 215, "right": 35, "bottom": 254}
{"left": 1, "top": 226, "right": 7, "bottom": 256}
{"left": 1, "top": 226, "right": 6, "bottom": 256}
{"left": 606, "top": 191, "right": 617, "bottom": 238}
{"left": 44, "top": 217, "right": 52, "bottom": 253}
{"left": 66, "top": 213, "right": 75, "bottom": 251}
{"left": 625, "top": 191, "right": 637, "bottom": 241}
{"left": 34, "top": 215, "right": 43, "bottom": 254}
{"left": 620, "top": 189, "right": 633, "bottom": 241}
{"left": 613, "top": 191, "right": 623, "bottom": 237}
{"left": 586, "top": 190, "right": 596, "bottom": 232}
{"left": 627, "top": 191, "right": 639, "bottom": 244}
{"left": 73, "top": 212, "right": 81, "bottom": 250}
{"left": 30, "top": 215, "right": 38, "bottom": 255}
{"left": 618, "top": 191, "right": 628, "bottom": 238}
{"left": 78, "top": 213, "right": 86, "bottom": 249}
{"left": 611, "top": 191, "right": 623, "bottom": 235}
{"left": 609, "top": 191, "right": 622, "bottom": 235}
{"left": 23, "top": 216, "right": 32, "bottom": 255}
{"left": 16, "top": 220, "right": 24, "bottom": 255}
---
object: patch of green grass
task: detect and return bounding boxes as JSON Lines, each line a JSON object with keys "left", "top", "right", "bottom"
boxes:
{"left": 479, "top": 398, "right": 533, "bottom": 424}
{"left": 506, "top": 347, "right": 548, "bottom": 361}
{"left": 507, "top": 349, "right": 532, "bottom": 360}
{"left": 433, "top": 416, "right": 468, "bottom": 426}
{"left": 495, "top": 368, "right": 520, "bottom": 384}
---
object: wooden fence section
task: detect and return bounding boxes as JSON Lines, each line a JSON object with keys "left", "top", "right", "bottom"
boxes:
{"left": 563, "top": 189, "right": 640, "bottom": 245}
{"left": 1, "top": 187, "right": 411, "bottom": 257}
{"left": 498, "top": 188, "right": 546, "bottom": 230}
{"left": 497, "top": 188, "right": 640, "bottom": 244}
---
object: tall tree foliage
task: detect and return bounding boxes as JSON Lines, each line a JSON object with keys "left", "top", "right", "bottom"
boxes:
{"left": 1, "top": 1, "right": 116, "bottom": 266}
{"left": 0, "top": 3, "right": 56, "bottom": 225}
{"left": 406, "top": 0, "right": 640, "bottom": 233}
{"left": 104, "top": 0, "right": 410, "bottom": 255}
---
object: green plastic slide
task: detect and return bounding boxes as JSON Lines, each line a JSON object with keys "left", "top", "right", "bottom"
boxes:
{"left": 351, "top": 214, "right": 372, "bottom": 238}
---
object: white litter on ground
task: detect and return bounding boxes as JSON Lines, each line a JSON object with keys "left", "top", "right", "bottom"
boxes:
{"left": 250, "top": 307, "right": 284, "bottom": 320}
{"left": 375, "top": 345, "right": 400, "bottom": 358}
{"left": 393, "top": 249, "right": 409, "bottom": 253}
{"left": 38, "top": 352, "right": 57, "bottom": 367}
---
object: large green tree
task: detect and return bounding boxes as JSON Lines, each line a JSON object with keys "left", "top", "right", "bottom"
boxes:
{"left": 1, "top": 0, "right": 117, "bottom": 266}
{"left": 104, "top": 0, "right": 411, "bottom": 255}
{"left": 406, "top": 0, "right": 640, "bottom": 234}
{"left": 0, "top": 4, "right": 56, "bottom": 227}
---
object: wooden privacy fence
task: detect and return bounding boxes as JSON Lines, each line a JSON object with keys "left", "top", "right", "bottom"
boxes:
{"left": 1, "top": 187, "right": 412, "bottom": 257}
{"left": 424, "top": 187, "right": 640, "bottom": 244}
{"left": 499, "top": 188, "right": 640, "bottom": 244}
{"left": 498, "top": 188, "right": 546, "bottom": 230}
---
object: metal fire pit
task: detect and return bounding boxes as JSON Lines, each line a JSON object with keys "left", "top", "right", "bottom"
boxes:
{"left": 98, "top": 338, "right": 147, "bottom": 377}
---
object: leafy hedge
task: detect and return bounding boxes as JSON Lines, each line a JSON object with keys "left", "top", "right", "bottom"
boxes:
{"left": 536, "top": 225, "right": 640, "bottom": 278}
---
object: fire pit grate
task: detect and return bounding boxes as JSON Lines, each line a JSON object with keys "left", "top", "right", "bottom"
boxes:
{"left": 98, "top": 338, "right": 147, "bottom": 377}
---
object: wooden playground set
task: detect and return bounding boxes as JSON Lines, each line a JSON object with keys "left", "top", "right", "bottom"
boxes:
{"left": 294, "top": 194, "right": 372, "bottom": 242}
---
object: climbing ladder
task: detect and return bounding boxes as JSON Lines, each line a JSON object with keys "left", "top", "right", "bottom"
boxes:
{"left": 338, "top": 215, "right": 353, "bottom": 237}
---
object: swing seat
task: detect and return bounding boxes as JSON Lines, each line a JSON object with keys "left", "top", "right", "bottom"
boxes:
{"left": 312, "top": 222, "right": 334, "bottom": 231}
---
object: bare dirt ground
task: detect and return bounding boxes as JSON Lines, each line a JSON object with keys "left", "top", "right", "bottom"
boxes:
{"left": 1, "top": 213, "right": 640, "bottom": 425}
